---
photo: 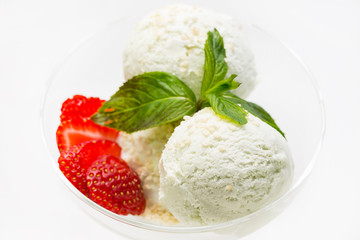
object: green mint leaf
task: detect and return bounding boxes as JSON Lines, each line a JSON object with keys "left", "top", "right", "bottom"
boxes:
{"left": 199, "top": 29, "right": 285, "bottom": 137}
{"left": 205, "top": 74, "right": 239, "bottom": 95}
{"left": 91, "top": 72, "right": 197, "bottom": 133}
{"left": 223, "top": 93, "right": 286, "bottom": 138}
{"left": 207, "top": 93, "right": 248, "bottom": 125}
{"left": 200, "top": 29, "right": 248, "bottom": 125}
{"left": 200, "top": 28, "right": 228, "bottom": 99}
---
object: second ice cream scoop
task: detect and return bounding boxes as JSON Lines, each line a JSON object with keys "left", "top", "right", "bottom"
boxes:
{"left": 159, "top": 107, "right": 293, "bottom": 225}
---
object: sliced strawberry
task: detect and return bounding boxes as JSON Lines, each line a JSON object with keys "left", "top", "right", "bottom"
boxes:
{"left": 58, "top": 140, "right": 121, "bottom": 197}
{"left": 56, "top": 117, "right": 119, "bottom": 152}
{"left": 60, "top": 95, "right": 105, "bottom": 122}
{"left": 87, "top": 155, "right": 145, "bottom": 215}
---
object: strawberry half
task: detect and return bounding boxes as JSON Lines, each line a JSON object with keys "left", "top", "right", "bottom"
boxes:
{"left": 56, "top": 118, "right": 119, "bottom": 152}
{"left": 87, "top": 155, "right": 146, "bottom": 215}
{"left": 58, "top": 140, "right": 121, "bottom": 197}
{"left": 60, "top": 95, "right": 105, "bottom": 122}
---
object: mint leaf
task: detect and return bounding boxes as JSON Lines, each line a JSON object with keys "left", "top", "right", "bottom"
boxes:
{"left": 205, "top": 74, "right": 239, "bottom": 95}
{"left": 223, "top": 93, "right": 286, "bottom": 138}
{"left": 207, "top": 93, "right": 248, "bottom": 125}
{"left": 199, "top": 29, "right": 248, "bottom": 125}
{"left": 200, "top": 28, "right": 228, "bottom": 99}
{"left": 199, "top": 29, "right": 284, "bottom": 137}
{"left": 91, "top": 72, "right": 197, "bottom": 133}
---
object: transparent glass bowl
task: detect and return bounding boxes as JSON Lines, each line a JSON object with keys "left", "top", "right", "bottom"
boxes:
{"left": 40, "top": 17, "right": 325, "bottom": 240}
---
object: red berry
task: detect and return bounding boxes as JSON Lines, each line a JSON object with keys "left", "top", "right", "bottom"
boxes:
{"left": 60, "top": 95, "right": 105, "bottom": 122}
{"left": 58, "top": 140, "right": 121, "bottom": 197}
{"left": 56, "top": 117, "right": 119, "bottom": 152}
{"left": 86, "top": 155, "right": 146, "bottom": 215}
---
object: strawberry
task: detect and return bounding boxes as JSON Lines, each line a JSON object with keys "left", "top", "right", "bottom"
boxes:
{"left": 58, "top": 140, "right": 121, "bottom": 197}
{"left": 60, "top": 95, "right": 105, "bottom": 122}
{"left": 56, "top": 118, "right": 119, "bottom": 152}
{"left": 86, "top": 155, "right": 145, "bottom": 215}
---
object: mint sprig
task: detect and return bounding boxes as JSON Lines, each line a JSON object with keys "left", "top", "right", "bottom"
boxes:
{"left": 92, "top": 29, "right": 285, "bottom": 138}
{"left": 200, "top": 29, "right": 228, "bottom": 99}
{"left": 199, "top": 29, "right": 248, "bottom": 125}
{"left": 199, "top": 29, "right": 284, "bottom": 137}
{"left": 91, "top": 72, "right": 196, "bottom": 133}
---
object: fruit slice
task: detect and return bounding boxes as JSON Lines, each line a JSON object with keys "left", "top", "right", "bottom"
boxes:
{"left": 58, "top": 140, "right": 121, "bottom": 197}
{"left": 60, "top": 95, "right": 105, "bottom": 122}
{"left": 56, "top": 118, "right": 119, "bottom": 152}
{"left": 87, "top": 155, "right": 146, "bottom": 215}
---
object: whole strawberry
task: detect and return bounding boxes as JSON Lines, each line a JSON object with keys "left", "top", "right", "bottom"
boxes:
{"left": 86, "top": 155, "right": 146, "bottom": 215}
{"left": 58, "top": 140, "right": 121, "bottom": 197}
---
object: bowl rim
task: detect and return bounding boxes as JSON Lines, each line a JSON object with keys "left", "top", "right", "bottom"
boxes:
{"left": 40, "top": 17, "right": 326, "bottom": 233}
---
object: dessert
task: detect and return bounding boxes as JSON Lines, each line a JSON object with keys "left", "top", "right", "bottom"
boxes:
{"left": 159, "top": 108, "right": 293, "bottom": 225}
{"left": 119, "top": 4, "right": 257, "bottom": 211}
{"left": 55, "top": 4, "right": 294, "bottom": 227}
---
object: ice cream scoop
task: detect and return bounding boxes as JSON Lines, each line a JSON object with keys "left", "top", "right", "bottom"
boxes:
{"left": 123, "top": 4, "right": 257, "bottom": 99}
{"left": 159, "top": 107, "right": 293, "bottom": 225}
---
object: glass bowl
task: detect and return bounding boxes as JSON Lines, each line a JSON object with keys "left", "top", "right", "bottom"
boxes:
{"left": 40, "top": 16, "right": 325, "bottom": 240}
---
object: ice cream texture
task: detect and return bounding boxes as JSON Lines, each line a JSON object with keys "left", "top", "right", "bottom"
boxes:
{"left": 123, "top": 4, "right": 257, "bottom": 100}
{"left": 159, "top": 108, "right": 293, "bottom": 225}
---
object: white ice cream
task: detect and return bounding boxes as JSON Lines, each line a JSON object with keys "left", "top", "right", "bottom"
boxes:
{"left": 159, "top": 108, "right": 293, "bottom": 225}
{"left": 123, "top": 4, "right": 257, "bottom": 99}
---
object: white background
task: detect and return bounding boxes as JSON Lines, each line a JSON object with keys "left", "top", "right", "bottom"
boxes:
{"left": 0, "top": 0, "right": 359, "bottom": 239}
